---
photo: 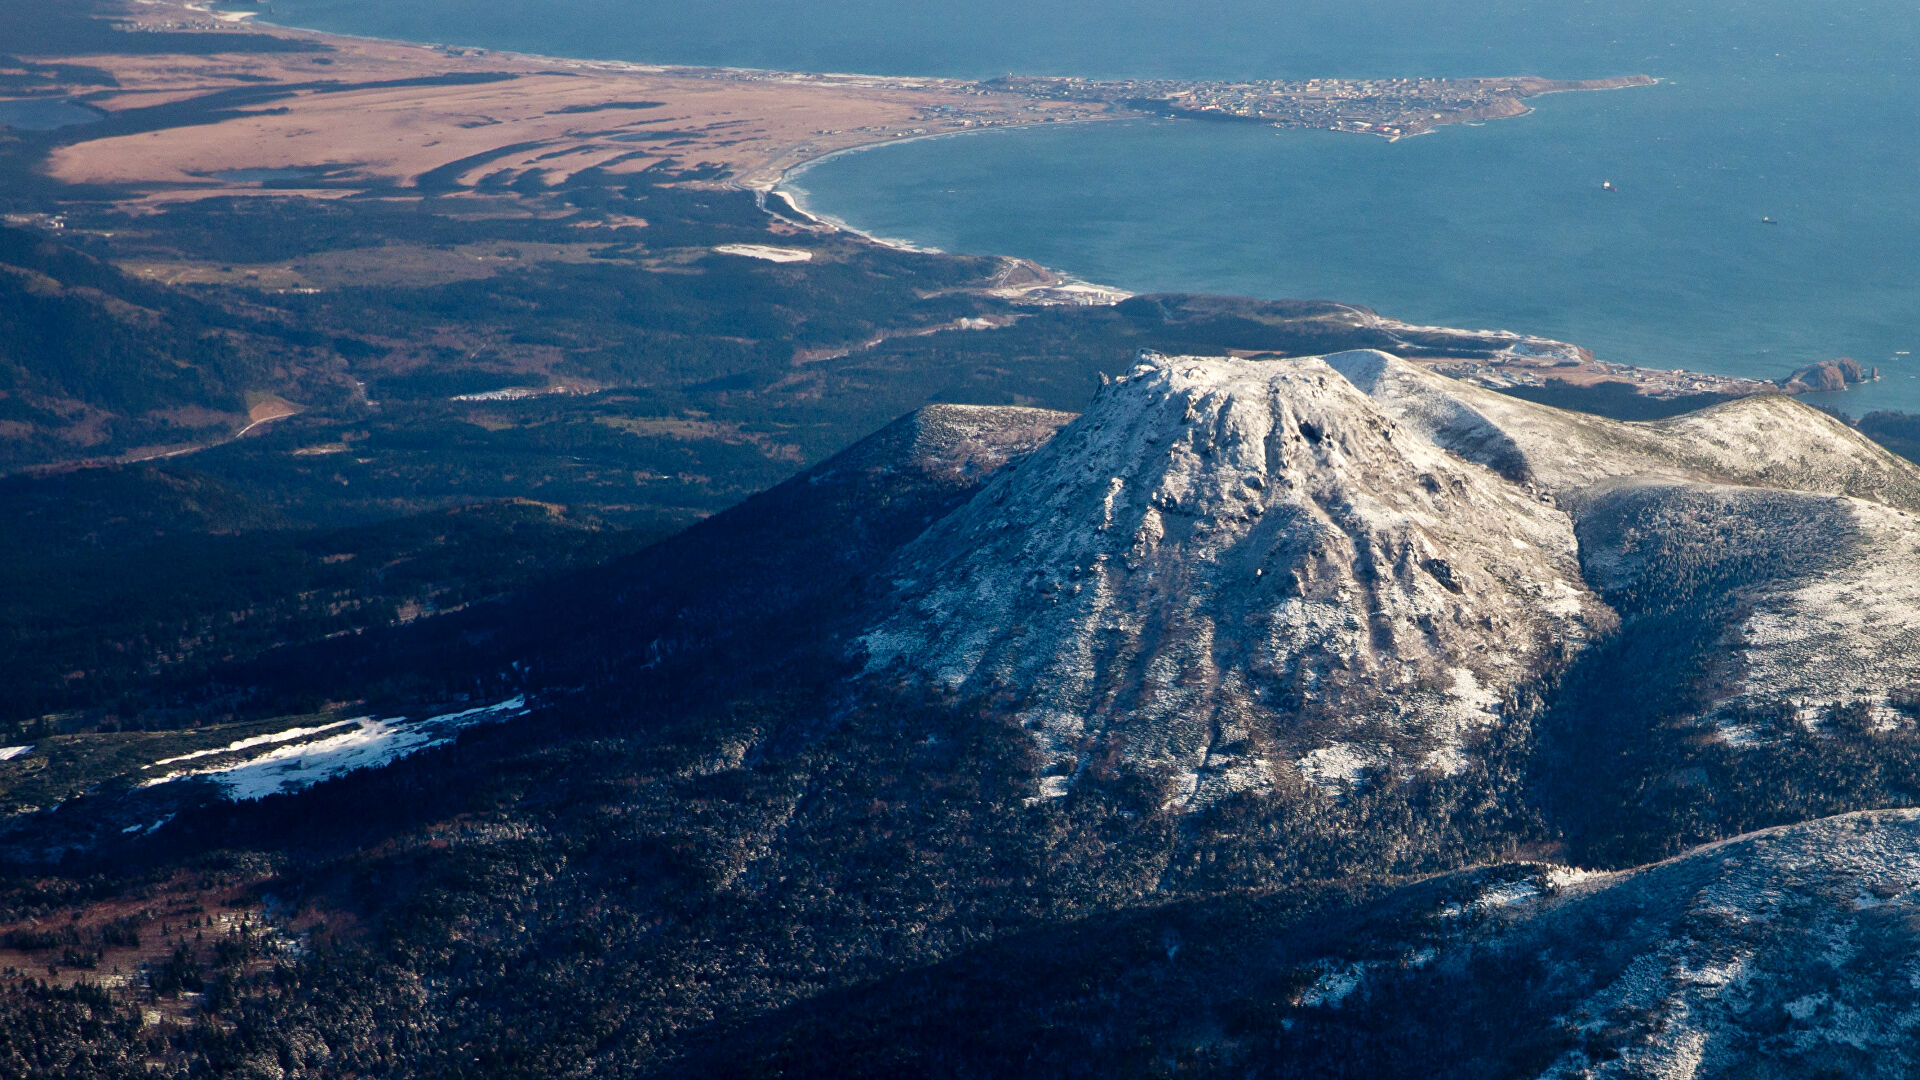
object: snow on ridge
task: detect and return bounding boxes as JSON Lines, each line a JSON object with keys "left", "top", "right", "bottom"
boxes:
{"left": 0, "top": 745, "right": 33, "bottom": 762}
{"left": 144, "top": 697, "right": 529, "bottom": 802}
{"left": 1531, "top": 811, "right": 1920, "bottom": 1077}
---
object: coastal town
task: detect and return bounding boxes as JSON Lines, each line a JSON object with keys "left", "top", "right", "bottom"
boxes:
{"left": 986, "top": 73, "right": 1658, "bottom": 139}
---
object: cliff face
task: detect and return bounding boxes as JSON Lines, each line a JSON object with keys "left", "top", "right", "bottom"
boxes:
{"left": 1779, "top": 356, "right": 1872, "bottom": 393}
{"left": 861, "top": 355, "right": 1606, "bottom": 807}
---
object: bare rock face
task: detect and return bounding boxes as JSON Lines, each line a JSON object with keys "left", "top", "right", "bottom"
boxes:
{"left": 861, "top": 354, "right": 1606, "bottom": 807}
{"left": 1780, "top": 355, "right": 1867, "bottom": 394}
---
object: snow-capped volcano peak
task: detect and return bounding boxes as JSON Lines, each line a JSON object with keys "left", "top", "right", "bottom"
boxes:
{"left": 861, "top": 353, "right": 1606, "bottom": 807}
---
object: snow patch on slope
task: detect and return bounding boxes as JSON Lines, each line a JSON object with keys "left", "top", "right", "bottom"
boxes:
{"left": 712, "top": 244, "right": 812, "bottom": 263}
{"left": 143, "top": 698, "right": 528, "bottom": 801}
{"left": 152, "top": 721, "right": 359, "bottom": 767}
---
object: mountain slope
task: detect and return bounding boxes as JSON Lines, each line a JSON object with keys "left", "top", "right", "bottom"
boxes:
{"left": 859, "top": 350, "right": 1920, "bottom": 815}
{"left": 0, "top": 226, "right": 347, "bottom": 468}
{"left": 1318, "top": 349, "right": 1920, "bottom": 861}
{"left": 1326, "top": 348, "right": 1920, "bottom": 719}
{"left": 703, "top": 810, "right": 1920, "bottom": 1080}
{"left": 14, "top": 348, "right": 1920, "bottom": 1078}
{"left": 1326, "top": 348, "right": 1920, "bottom": 510}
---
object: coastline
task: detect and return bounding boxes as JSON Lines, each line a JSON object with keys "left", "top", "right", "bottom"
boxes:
{"left": 86, "top": 0, "right": 1116, "bottom": 201}
{"left": 768, "top": 126, "right": 994, "bottom": 252}
{"left": 31, "top": 3, "right": 1879, "bottom": 406}
{"left": 769, "top": 125, "right": 1138, "bottom": 305}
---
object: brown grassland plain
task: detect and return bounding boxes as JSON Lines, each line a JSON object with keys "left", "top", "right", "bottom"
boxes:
{"left": 33, "top": 1, "right": 1110, "bottom": 206}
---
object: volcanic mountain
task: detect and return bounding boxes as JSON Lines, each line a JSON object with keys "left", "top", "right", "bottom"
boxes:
{"left": 861, "top": 354, "right": 1608, "bottom": 808}
{"left": 857, "top": 351, "right": 1920, "bottom": 813}
{"left": 13, "top": 347, "right": 1920, "bottom": 1078}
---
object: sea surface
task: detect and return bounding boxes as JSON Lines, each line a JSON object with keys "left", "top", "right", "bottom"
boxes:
{"left": 262, "top": 0, "right": 1920, "bottom": 409}
{"left": 0, "top": 98, "right": 104, "bottom": 131}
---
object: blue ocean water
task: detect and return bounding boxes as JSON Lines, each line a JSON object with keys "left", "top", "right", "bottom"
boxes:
{"left": 263, "top": 0, "right": 1920, "bottom": 408}
{"left": 0, "top": 98, "right": 104, "bottom": 131}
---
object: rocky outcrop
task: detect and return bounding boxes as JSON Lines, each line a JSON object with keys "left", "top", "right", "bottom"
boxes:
{"left": 1779, "top": 356, "right": 1873, "bottom": 394}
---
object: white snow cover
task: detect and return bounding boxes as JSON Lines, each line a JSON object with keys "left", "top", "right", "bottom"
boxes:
{"left": 1331, "top": 349, "right": 1920, "bottom": 733}
{"left": 1727, "top": 499, "right": 1920, "bottom": 714}
{"left": 144, "top": 698, "right": 528, "bottom": 801}
{"left": 0, "top": 745, "right": 32, "bottom": 761}
{"left": 151, "top": 720, "right": 358, "bottom": 766}
{"left": 1297, "top": 962, "right": 1367, "bottom": 1008}
{"left": 712, "top": 244, "right": 813, "bottom": 263}
{"left": 1326, "top": 349, "right": 1920, "bottom": 512}
{"left": 862, "top": 353, "right": 1604, "bottom": 808}
{"left": 1295, "top": 743, "right": 1386, "bottom": 789}
{"left": 861, "top": 349, "right": 1920, "bottom": 810}
{"left": 1528, "top": 812, "right": 1920, "bottom": 1078}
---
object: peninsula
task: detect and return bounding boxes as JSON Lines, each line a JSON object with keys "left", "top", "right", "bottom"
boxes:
{"left": 16, "top": 0, "right": 1657, "bottom": 204}
{"left": 985, "top": 73, "right": 1659, "bottom": 140}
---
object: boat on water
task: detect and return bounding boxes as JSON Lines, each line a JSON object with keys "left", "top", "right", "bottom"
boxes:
{"left": 1601, "top": 180, "right": 1617, "bottom": 192}
{"left": 1762, "top": 216, "right": 1778, "bottom": 225}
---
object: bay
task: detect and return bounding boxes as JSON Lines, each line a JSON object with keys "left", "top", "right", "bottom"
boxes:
{"left": 259, "top": 0, "right": 1920, "bottom": 409}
